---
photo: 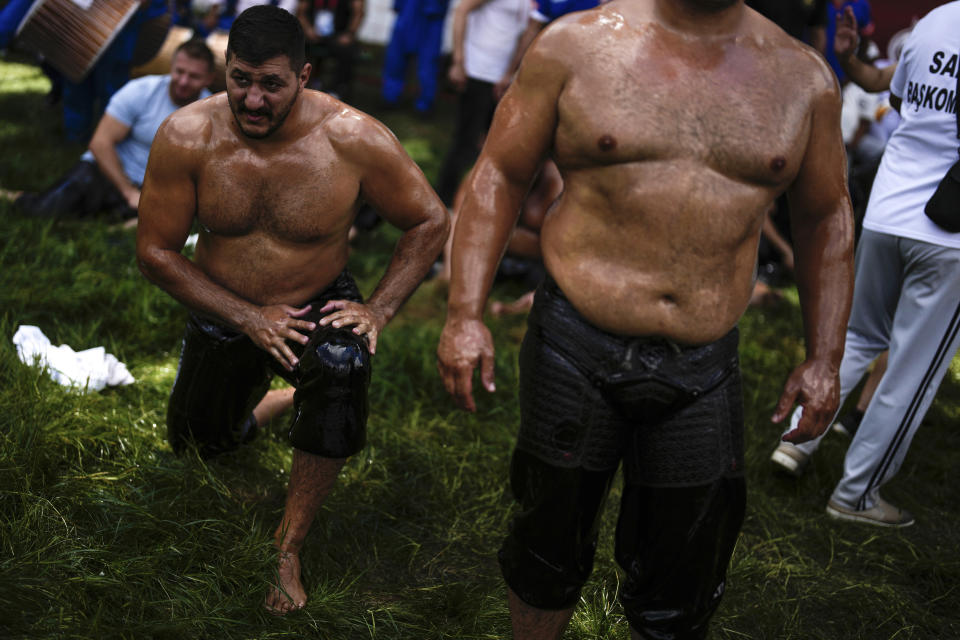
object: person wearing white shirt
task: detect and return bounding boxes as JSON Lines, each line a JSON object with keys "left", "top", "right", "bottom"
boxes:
{"left": 772, "top": 2, "right": 960, "bottom": 528}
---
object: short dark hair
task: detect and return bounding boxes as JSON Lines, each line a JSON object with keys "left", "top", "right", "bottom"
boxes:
{"left": 227, "top": 5, "right": 306, "bottom": 72}
{"left": 175, "top": 38, "right": 215, "bottom": 72}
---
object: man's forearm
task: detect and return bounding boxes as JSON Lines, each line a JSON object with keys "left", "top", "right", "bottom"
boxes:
{"left": 450, "top": 3, "right": 470, "bottom": 67}
{"left": 347, "top": 2, "right": 364, "bottom": 35}
{"left": 793, "top": 210, "right": 854, "bottom": 366}
{"left": 138, "top": 248, "right": 260, "bottom": 330}
{"left": 447, "top": 163, "right": 529, "bottom": 320}
{"left": 90, "top": 144, "right": 137, "bottom": 203}
{"left": 366, "top": 215, "right": 449, "bottom": 322}
{"left": 505, "top": 20, "right": 542, "bottom": 79}
{"left": 839, "top": 56, "right": 896, "bottom": 93}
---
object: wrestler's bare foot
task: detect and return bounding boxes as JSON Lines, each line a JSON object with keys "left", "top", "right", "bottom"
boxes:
{"left": 264, "top": 550, "right": 307, "bottom": 615}
{"left": 491, "top": 290, "right": 535, "bottom": 317}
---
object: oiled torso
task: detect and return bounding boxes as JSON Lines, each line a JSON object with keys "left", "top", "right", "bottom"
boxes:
{"left": 540, "top": 5, "right": 828, "bottom": 343}
{"left": 192, "top": 92, "right": 361, "bottom": 305}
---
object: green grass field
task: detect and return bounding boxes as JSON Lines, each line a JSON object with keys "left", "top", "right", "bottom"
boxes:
{"left": 0, "top": 49, "right": 958, "bottom": 640}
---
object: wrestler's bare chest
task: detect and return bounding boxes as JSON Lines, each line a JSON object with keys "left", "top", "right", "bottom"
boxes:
{"left": 554, "top": 37, "right": 811, "bottom": 189}
{"left": 195, "top": 144, "right": 360, "bottom": 243}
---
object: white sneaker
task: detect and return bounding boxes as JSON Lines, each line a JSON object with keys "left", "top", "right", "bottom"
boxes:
{"left": 770, "top": 442, "right": 809, "bottom": 477}
{"left": 826, "top": 496, "right": 915, "bottom": 528}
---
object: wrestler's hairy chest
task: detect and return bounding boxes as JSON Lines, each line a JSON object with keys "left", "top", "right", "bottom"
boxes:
{"left": 194, "top": 142, "right": 360, "bottom": 242}
{"left": 555, "top": 31, "right": 813, "bottom": 188}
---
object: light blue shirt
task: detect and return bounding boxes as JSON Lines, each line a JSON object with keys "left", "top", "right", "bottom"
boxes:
{"left": 81, "top": 75, "right": 210, "bottom": 186}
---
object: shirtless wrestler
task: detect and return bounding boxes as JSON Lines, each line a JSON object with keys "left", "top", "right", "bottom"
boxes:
{"left": 136, "top": 6, "right": 449, "bottom": 615}
{"left": 437, "top": 0, "right": 853, "bottom": 638}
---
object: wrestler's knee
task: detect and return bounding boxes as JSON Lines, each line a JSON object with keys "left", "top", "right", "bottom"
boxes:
{"left": 498, "top": 537, "right": 587, "bottom": 611}
{"left": 166, "top": 324, "right": 268, "bottom": 457}
{"left": 288, "top": 326, "right": 371, "bottom": 457}
{"left": 498, "top": 449, "right": 612, "bottom": 610}
{"left": 617, "top": 476, "right": 746, "bottom": 638}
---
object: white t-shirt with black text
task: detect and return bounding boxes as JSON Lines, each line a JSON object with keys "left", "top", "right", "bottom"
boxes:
{"left": 862, "top": 0, "right": 960, "bottom": 248}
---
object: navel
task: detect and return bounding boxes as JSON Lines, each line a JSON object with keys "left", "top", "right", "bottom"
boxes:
{"left": 770, "top": 156, "right": 786, "bottom": 172}
{"left": 597, "top": 134, "right": 617, "bottom": 152}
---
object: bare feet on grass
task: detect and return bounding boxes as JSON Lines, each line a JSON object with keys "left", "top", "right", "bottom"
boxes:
{"left": 264, "top": 550, "right": 307, "bottom": 615}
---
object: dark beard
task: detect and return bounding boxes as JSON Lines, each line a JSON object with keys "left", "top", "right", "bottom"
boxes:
{"left": 227, "top": 87, "right": 299, "bottom": 139}
{"left": 678, "top": 0, "right": 739, "bottom": 11}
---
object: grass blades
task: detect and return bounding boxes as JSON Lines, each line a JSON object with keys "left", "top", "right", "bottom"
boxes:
{"left": 1, "top": 49, "right": 958, "bottom": 639}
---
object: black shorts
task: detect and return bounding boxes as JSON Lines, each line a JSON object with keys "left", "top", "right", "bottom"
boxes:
{"left": 500, "top": 276, "right": 746, "bottom": 635}
{"left": 516, "top": 275, "right": 744, "bottom": 484}
{"left": 166, "top": 270, "right": 370, "bottom": 458}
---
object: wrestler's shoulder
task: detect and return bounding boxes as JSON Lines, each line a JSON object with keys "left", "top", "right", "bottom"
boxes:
{"left": 784, "top": 43, "right": 839, "bottom": 99}
{"left": 156, "top": 93, "right": 223, "bottom": 149}
{"left": 535, "top": 6, "right": 611, "bottom": 52}
{"left": 533, "top": 2, "right": 652, "bottom": 69}
{"left": 308, "top": 92, "right": 401, "bottom": 155}
{"left": 743, "top": 11, "right": 837, "bottom": 96}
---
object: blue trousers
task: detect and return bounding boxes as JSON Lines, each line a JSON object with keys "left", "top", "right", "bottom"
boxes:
{"left": 382, "top": 11, "right": 445, "bottom": 112}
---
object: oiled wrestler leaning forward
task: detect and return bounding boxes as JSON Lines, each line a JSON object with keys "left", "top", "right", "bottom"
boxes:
{"left": 437, "top": 0, "right": 854, "bottom": 638}
{"left": 136, "top": 6, "right": 448, "bottom": 615}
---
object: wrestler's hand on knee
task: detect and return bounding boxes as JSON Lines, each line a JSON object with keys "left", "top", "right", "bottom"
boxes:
{"left": 773, "top": 359, "right": 840, "bottom": 444}
{"left": 436, "top": 318, "right": 495, "bottom": 412}
{"left": 246, "top": 304, "right": 317, "bottom": 371}
{"left": 317, "top": 300, "right": 388, "bottom": 354}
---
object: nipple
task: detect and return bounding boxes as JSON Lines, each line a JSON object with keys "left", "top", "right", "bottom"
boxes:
{"left": 597, "top": 135, "right": 617, "bottom": 152}
{"left": 770, "top": 156, "right": 786, "bottom": 172}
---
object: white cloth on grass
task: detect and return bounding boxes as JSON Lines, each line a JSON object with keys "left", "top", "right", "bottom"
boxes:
{"left": 13, "top": 325, "right": 135, "bottom": 392}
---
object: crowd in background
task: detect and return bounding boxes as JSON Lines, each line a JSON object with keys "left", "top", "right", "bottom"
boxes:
{"left": 0, "top": 0, "right": 921, "bottom": 279}
{"left": 0, "top": 0, "right": 954, "bottom": 530}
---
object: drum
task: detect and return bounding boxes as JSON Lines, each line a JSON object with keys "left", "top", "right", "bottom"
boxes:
{"left": 130, "top": 13, "right": 172, "bottom": 68}
{"left": 15, "top": 0, "right": 141, "bottom": 84}
{"left": 205, "top": 30, "right": 229, "bottom": 93}
{"left": 130, "top": 25, "right": 193, "bottom": 79}
{"left": 130, "top": 28, "right": 229, "bottom": 93}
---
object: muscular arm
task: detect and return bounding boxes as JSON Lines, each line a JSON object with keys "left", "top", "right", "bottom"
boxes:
{"left": 775, "top": 75, "right": 855, "bottom": 442}
{"left": 137, "top": 118, "right": 315, "bottom": 370}
{"left": 360, "top": 125, "right": 449, "bottom": 320}
{"left": 88, "top": 114, "right": 140, "bottom": 210}
{"left": 438, "top": 36, "right": 566, "bottom": 410}
{"left": 450, "top": 48, "right": 562, "bottom": 318}
{"left": 318, "top": 116, "right": 450, "bottom": 351}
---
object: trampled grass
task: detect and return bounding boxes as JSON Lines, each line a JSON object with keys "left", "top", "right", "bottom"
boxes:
{"left": 1, "top": 50, "right": 958, "bottom": 640}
